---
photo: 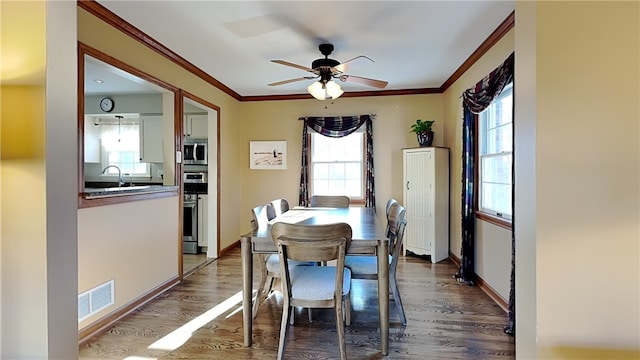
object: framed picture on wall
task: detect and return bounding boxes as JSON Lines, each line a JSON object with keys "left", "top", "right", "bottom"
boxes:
{"left": 250, "top": 140, "right": 287, "bottom": 170}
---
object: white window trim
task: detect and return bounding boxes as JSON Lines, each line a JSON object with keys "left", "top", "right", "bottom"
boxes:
{"left": 477, "top": 83, "right": 513, "bottom": 223}
{"left": 309, "top": 129, "right": 366, "bottom": 201}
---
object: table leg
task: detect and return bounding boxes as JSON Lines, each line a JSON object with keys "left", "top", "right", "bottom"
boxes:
{"left": 378, "top": 239, "right": 389, "bottom": 355}
{"left": 241, "top": 237, "right": 253, "bottom": 347}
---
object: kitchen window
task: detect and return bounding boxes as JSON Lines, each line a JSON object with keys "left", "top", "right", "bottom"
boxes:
{"left": 310, "top": 130, "right": 364, "bottom": 202}
{"left": 100, "top": 120, "right": 150, "bottom": 177}
{"left": 477, "top": 82, "right": 513, "bottom": 225}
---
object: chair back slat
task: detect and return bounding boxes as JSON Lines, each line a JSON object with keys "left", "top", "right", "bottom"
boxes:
{"left": 251, "top": 203, "right": 276, "bottom": 231}
{"left": 387, "top": 203, "right": 407, "bottom": 257}
{"left": 271, "top": 198, "right": 290, "bottom": 217}
{"left": 309, "top": 195, "right": 350, "bottom": 208}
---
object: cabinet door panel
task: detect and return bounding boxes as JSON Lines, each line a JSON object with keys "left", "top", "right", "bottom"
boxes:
{"left": 84, "top": 116, "right": 101, "bottom": 163}
{"left": 185, "top": 114, "right": 208, "bottom": 138}
{"left": 139, "top": 116, "right": 163, "bottom": 163}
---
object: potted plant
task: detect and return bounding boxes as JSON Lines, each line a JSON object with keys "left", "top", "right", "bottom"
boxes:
{"left": 410, "top": 119, "right": 435, "bottom": 147}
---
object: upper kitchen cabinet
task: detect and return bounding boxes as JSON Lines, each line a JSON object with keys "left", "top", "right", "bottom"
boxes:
{"left": 84, "top": 115, "right": 101, "bottom": 163}
{"left": 139, "top": 115, "right": 163, "bottom": 163}
{"left": 184, "top": 114, "right": 207, "bottom": 138}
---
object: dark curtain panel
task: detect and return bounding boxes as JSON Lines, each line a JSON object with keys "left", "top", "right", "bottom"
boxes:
{"left": 298, "top": 115, "right": 375, "bottom": 208}
{"left": 455, "top": 105, "right": 477, "bottom": 286}
{"left": 456, "top": 52, "right": 515, "bottom": 335}
{"left": 298, "top": 123, "right": 310, "bottom": 206}
{"left": 364, "top": 116, "right": 375, "bottom": 208}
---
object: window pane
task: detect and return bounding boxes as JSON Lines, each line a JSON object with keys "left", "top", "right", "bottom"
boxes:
{"left": 344, "top": 180, "right": 361, "bottom": 197}
{"left": 314, "top": 163, "right": 328, "bottom": 179}
{"left": 482, "top": 154, "right": 512, "bottom": 184}
{"left": 313, "top": 180, "right": 329, "bottom": 195}
{"left": 328, "top": 179, "right": 345, "bottom": 195}
{"left": 344, "top": 163, "right": 361, "bottom": 180}
{"left": 481, "top": 183, "right": 512, "bottom": 217}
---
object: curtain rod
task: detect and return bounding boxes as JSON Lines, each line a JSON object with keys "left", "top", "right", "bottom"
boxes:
{"left": 297, "top": 114, "right": 376, "bottom": 120}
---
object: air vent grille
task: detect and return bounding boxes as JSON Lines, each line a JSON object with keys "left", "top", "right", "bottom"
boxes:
{"left": 78, "top": 279, "right": 114, "bottom": 322}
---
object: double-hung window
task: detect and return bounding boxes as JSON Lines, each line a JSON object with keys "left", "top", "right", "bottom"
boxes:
{"left": 310, "top": 130, "right": 364, "bottom": 203}
{"left": 100, "top": 119, "right": 150, "bottom": 177}
{"left": 477, "top": 82, "right": 513, "bottom": 225}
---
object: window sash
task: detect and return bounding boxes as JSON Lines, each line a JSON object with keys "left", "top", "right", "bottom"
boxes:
{"left": 477, "top": 83, "right": 513, "bottom": 222}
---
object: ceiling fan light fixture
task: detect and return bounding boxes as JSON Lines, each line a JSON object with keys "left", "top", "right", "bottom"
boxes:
{"left": 326, "top": 80, "right": 343, "bottom": 99}
{"left": 307, "top": 79, "right": 343, "bottom": 100}
{"left": 307, "top": 81, "right": 327, "bottom": 100}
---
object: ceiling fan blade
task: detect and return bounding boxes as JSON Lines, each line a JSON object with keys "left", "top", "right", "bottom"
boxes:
{"left": 268, "top": 77, "right": 314, "bottom": 86}
{"left": 271, "top": 60, "right": 317, "bottom": 74}
{"left": 333, "top": 55, "right": 374, "bottom": 74}
{"left": 339, "top": 75, "right": 388, "bottom": 89}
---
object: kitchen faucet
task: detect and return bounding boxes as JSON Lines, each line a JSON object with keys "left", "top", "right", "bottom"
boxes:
{"left": 101, "top": 165, "right": 124, "bottom": 187}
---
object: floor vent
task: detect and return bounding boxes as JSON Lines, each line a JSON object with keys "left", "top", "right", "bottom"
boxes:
{"left": 78, "top": 279, "right": 114, "bottom": 322}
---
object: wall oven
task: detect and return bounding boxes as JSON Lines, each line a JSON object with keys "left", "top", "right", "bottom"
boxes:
{"left": 184, "top": 138, "right": 207, "bottom": 165}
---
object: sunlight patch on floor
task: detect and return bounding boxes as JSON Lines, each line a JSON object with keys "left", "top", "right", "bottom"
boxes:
{"left": 147, "top": 291, "right": 244, "bottom": 351}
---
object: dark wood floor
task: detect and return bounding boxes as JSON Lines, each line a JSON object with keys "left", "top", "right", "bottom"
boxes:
{"left": 79, "top": 248, "right": 515, "bottom": 359}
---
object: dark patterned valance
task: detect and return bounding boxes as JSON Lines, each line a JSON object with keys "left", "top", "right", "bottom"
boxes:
{"left": 299, "top": 115, "right": 369, "bottom": 138}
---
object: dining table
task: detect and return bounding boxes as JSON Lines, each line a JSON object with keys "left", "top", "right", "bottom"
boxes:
{"left": 240, "top": 206, "right": 390, "bottom": 355}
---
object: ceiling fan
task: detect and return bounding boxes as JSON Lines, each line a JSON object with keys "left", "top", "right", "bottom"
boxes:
{"left": 268, "top": 43, "right": 388, "bottom": 100}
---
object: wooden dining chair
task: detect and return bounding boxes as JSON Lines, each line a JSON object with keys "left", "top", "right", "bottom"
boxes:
{"left": 251, "top": 203, "right": 314, "bottom": 318}
{"left": 384, "top": 198, "right": 398, "bottom": 237}
{"left": 309, "top": 195, "right": 350, "bottom": 208}
{"left": 271, "top": 198, "right": 290, "bottom": 217}
{"left": 344, "top": 202, "right": 408, "bottom": 325}
{"left": 271, "top": 222, "right": 353, "bottom": 360}
{"left": 251, "top": 203, "right": 279, "bottom": 318}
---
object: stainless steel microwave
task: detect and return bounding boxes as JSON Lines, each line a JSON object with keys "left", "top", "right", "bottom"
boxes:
{"left": 184, "top": 138, "right": 207, "bottom": 165}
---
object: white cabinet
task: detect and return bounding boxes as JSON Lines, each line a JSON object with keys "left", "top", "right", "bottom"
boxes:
{"left": 84, "top": 116, "right": 101, "bottom": 163}
{"left": 402, "top": 147, "right": 449, "bottom": 263}
{"left": 139, "top": 116, "right": 163, "bottom": 163}
{"left": 197, "top": 194, "right": 208, "bottom": 247}
{"left": 184, "top": 114, "right": 207, "bottom": 138}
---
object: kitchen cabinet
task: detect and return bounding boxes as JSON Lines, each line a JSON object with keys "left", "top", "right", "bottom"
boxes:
{"left": 84, "top": 116, "right": 101, "bottom": 163}
{"left": 139, "top": 115, "right": 163, "bottom": 163}
{"left": 402, "top": 147, "right": 449, "bottom": 263}
{"left": 197, "top": 194, "right": 208, "bottom": 247}
{"left": 184, "top": 114, "right": 207, "bottom": 138}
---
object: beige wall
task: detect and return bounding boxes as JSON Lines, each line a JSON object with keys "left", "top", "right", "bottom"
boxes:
{"left": 77, "top": 196, "right": 179, "bottom": 329}
{"left": 239, "top": 94, "right": 443, "bottom": 229}
{"left": 442, "top": 29, "right": 515, "bottom": 300}
{"left": 534, "top": 1, "right": 638, "bottom": 356}
{"left": 517, "top": 1, "right": 640, "bottom": 358}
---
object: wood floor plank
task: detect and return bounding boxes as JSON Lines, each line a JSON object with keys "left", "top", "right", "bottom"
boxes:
{"left": 79, "top": 248, "right": 515, "bottom": 359}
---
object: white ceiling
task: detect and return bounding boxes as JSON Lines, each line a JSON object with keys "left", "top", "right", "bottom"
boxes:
{"left": 93, "top": 0, "right": 515, "bottom": 98}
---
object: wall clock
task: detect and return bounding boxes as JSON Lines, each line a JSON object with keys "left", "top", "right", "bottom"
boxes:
{"left": 100, "top": 97, "right": 114, "bottom": 112}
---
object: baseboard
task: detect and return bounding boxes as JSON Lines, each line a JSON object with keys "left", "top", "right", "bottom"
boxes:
{"left": 220, "top": 239, "right": 240, "bottom": 256}
{"left": 448, "top": 252, "right": 508, "bottom": 313}
{"left": 78, "top": 275, "right": 181, "bottom": 345}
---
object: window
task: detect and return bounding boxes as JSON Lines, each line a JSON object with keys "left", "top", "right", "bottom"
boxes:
{"left": 310, "top": 131, "right": 364, "bottom": 201}
{"left": 477, "top": 82, "right": 513, "bottom": 224}
{"left": 100, "top": 120, "right": 149, "bottom": 176}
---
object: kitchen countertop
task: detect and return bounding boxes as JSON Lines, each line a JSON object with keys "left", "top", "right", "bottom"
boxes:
{"left": 83, "top": 185, "right": 178, "bottom": 199}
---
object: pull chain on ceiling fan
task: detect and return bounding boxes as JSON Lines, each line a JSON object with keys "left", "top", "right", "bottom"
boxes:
{"left": 269, "top": 43, "right": 388, "bottom": 100}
